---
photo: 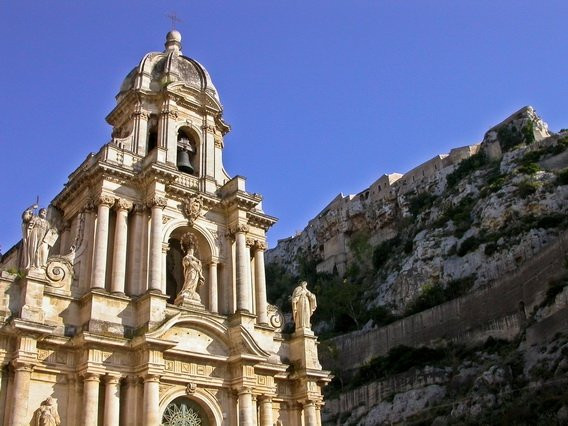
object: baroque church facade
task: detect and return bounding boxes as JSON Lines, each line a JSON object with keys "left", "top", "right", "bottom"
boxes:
{"left": 0, "top": 31, "right": 330, "bottom": 426}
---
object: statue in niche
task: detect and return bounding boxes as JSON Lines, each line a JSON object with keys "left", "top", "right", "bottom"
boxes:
{"left": 291, "top": 281, "right": 317, "bottom": 331}
{"left": 176, "top": 232, "right": 204, "bottom": 304}
{"left": 32, "top": 397, "right": 61, "bottom": 426}
{"left": 21, "top": 204, "right": 58, "bottom": 269}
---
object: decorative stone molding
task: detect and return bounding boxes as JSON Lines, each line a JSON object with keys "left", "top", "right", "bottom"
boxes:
{"left": 147, "top": 195, "right": 167, "bottom": 209}
{"left": 97, "top": 195, "right": 115, "bottom": 207}
{"left": 245, "top": 238, "right": 255, "bottom": 248}
{"left": 82, "top": 372, "right": 100, "bottom": 382}
{"left": 114, "top": 198, "right": 133, "bottom": 211}
{"left": 45, "top": 255, "right": 74, "bottom": 289}
{"left": 162, "top": 109, "right": 178, "bottom": 120}
{"left": 183, "top": 196, "right": 203, "bottom": 225}
{"left": 229, "top": 224, "right": 249, "bottom": 236}
{"left": 202, "top": 124, "right": 216, "bottom": 133}
{"left": 11, "top": 361, "right": 34, "bottom": 373}
{"left": 131, "top": 110, "right": 150, "bottom": 120}
{"left": 185, "top": 382, "right": 197, "bottom": 394}
{"left": 214, "top": 135, "right": 224, "bottom": 148}
{"left": 253, "top": 240, "right": 267, "bottom": 251}
{"left": 267, "top": 304, "right": 284, "bottom": 331}
{"left": 144, "top": 374, "right": 161, "bottom": 383}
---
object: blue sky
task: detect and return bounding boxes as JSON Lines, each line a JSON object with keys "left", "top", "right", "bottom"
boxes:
{"left": 1, "top": 1, "right": 567, "bottom": 252}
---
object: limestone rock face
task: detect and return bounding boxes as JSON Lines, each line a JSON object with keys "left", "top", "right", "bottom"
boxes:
{"left": 267, "top": 107, "right": 568, "bottom": 313}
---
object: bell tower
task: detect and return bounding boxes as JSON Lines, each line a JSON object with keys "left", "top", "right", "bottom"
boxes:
{"left": 106, "top": 30, "right": 231, "bottom": 194}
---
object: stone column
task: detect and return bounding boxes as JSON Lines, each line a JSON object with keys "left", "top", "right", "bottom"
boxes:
{"left": 234, "top": 225, "right": 251, "bottom": 312}
{"left": 161, "top": 243, "right": 169, "bottom": 294}
{"left": 148, "top": 196, "right": 167, "bottom": 292}
{"left": 103, "top": 375, "right": 121, "bottom": 426}
{"left": 259, "top": 396, "right": 274, "bottom": 426}
{"left": 127, "top": 204, "right": 146, "bottom": 295}
{"left": 82, "top": 373, "right": 100, "bottom": 426}
{"left": 254, "top": 241, "right": 269, "bottom": 324}
{"left": 143, "top": 374, "right": 161, "bottom": 426}
{"left": 8, "top": 362, "right": 33, "bottom": 426}
{"left": 123, "top": 376, "right": 140, "bottom": 426}
{"left": 316, "top": 402, "right": 322, "bottom": 426}
{"left": 238, "top": 387, "right": 254, "bottom": 426}
{"left": 131, "top": 108, "right": 150, "bottom": 156}
{"left": 303, "top": 401, "right": 318, "bottom": 426}
{"left": 91, "top": 194, "right": 115, "bottom": 289}
{"left": 158, "top": 100, "right": 178, "bottom": 165}
{"left": 209, "top": 261, "right": 218, "bottom": 313}
{"left": 111, "top": 199, "right": 132, "bottom": 294}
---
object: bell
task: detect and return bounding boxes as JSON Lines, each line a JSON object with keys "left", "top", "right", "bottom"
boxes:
{"left": 177, "top": 149, "right": 194, "bottom": 174}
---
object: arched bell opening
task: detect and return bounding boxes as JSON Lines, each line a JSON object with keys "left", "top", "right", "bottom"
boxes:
{"left": 161, "top": 396, "right": 211, "bottom": 426}
{"left": 166, "top": 227, "right": 212, "bottom": 306}
{"left": 176, "top": 127, "right": 199, "bottom": 176}
{"left": 147, "top": 114, "right": 159, "bottom": 153}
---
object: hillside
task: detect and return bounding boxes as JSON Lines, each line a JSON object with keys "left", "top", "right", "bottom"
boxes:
{"left": 266, "top": 106, "right": 568, "bottom": 336}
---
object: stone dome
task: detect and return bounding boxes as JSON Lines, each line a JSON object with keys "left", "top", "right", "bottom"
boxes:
{"left": 117, "top": 31, "right": 220, "bottom": 104}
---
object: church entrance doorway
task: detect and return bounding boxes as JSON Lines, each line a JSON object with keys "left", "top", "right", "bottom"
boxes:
{"left": 161, "top": 396, "right": 211, "bottom": 426}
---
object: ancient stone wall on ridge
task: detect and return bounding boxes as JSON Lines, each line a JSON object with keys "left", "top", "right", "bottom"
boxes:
{"left": 320, "top": 230, "right": 568, "bottom": 371}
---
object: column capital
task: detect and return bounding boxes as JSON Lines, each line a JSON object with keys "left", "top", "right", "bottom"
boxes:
{"left": 259, "top": 395, "right": 273, "bottom": 403}
{"left": 114, "top": 198, "right": 133, "bottom": 211}
{"left": 125, "top": 374, "right": 141, "bottom": 386}
{"left": 229, "top": 223, "right": 249, "bottom": 236}
{"left": 83, "top": 372, "right": 101, "bottom": 383}
{"left": 144, "top": 373, "right": 161, "bottom": 383}
{"left": 237, "top": 386, "right": 252, "bottom": 396}
{"left": 133, "top": 203, "right": 147, "bottom": 214}
{"left": 161, "top": 242, "right": 170, "bottom": 253}
{"left": 253, "top": 240, "right": 267, "bottom": 251}
{"left": 147, "top": 195, "right": 167, "bottom": 209}
{"left": 104, "top": 374, "right": 121, "bottom": 385}
{"left": 245, "top": 237, "right": 255, "bottom": 248}
{"left": 11, "top": 360, "right": 34, "bottom": 373}
{"left": 97, "top": 194, "right": 115, "bottom": 207}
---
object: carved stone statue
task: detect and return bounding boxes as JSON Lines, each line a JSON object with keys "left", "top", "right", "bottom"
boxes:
{"left": 291, "top": 281, "right": 317, "bottom": 331}
{"left": 21, "top": 205, "right": 58, "bottom": 269}
{"left": 177, "top": 232, "right": 204, "bottom": 304}
{"left": 32, "top": 397, "right": 61, "bottom": 426}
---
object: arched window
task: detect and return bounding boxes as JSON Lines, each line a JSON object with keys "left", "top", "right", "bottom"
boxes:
{"left": 162, "top": 396, "right": 210, "bottom": 426}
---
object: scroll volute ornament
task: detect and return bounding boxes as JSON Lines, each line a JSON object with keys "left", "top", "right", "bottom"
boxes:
{"left": 183, "top": 196, "right": 203, "bottom": 225}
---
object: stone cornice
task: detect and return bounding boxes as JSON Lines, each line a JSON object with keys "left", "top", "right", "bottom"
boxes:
{"left": 221, "top": 190, "right": 262, "bottom": 211}
{"left": 247, "top": 211, "right": 278, "bottom": 231}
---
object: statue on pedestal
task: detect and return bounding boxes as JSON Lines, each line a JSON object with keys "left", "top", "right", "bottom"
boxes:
{"left": 291, "top": 281, "right": 317, "bottom": 331}
{"left": 21, "top": 205, "right": 58, "bottom": 269}
{"left": 176, "top": 232, "right": 204, "bottom": 305}
{"left": 32, "top": 397, "right": 61, "bottom": 426}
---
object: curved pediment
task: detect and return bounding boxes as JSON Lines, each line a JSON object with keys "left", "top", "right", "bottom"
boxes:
{"left": 146, "top": 312, "right": 271, "bottom": 359}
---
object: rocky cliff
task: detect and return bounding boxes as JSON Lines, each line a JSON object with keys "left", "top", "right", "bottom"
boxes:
{"left": 267, "top": 107, "right": 568, "bottom": 328}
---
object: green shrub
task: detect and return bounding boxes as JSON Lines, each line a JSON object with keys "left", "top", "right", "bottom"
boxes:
{"left": 434, "top": 196, "right": 476, "bottom": 237}
{"left": 372, "top": 237, "right": 400, "bottom": 270}
{"left": 518, "top": 162, "right": 540, "bottom": 175}
{"left": 405, "top": 284, "right": 447, "bottom": 315}
{"left": 446, "top": 152, "right": 487, "bottom": 189}
{"left": 408, "top": 192, "right": 437, "bottom": 216}
{"left": 517, "top": 179, "right": 540, "bottom": 198}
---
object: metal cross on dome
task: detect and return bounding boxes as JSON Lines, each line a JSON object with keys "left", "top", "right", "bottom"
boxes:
{"left": 166, "top": 12, "right": 182, "bottom": 30}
